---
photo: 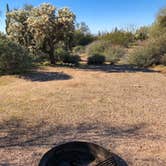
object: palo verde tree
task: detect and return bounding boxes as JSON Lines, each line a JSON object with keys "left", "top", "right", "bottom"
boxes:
{"left": 6, "top": 3, "right": 75, "bottom": 64}
{"left": 157, "top": 7, "right": 166, "bottom": 29}
{"left": 150, "top": 7, "right": 166, "bottom": 37}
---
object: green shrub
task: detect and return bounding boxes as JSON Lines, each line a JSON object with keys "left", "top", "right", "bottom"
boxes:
{"left": 86, "top": 40, "right": 110, "bottom": 55}
{"left": 55, "top": 48, "right": 80, "bottom": 65}
{"left": 128, "top": 49, "right": 154, "bottom": 67}
{"left": 104, "top": 46, "right": 125, "bottom": 64}
{"left": 127, "top": 45, "right": 161, "bottom": 67}
{"left": 55, "top": 48, "right": 68, "bottom": 62}
{"left": 73, "top": 32, "right": 94, "bottom": 46}
{"left": 135, "top": 26, "right": 149, "bottom": 41}
{"left": 0, "top": 37, "right": 32, "bottom": 74}
{"left": 128, "top": 35, "right": 166, "bottom": 67}
{"left": 62, "top": 54, "right": 81, "bottom": 65}
{"left": 99, "top": 30, "right": 134, "bottom": 47}
{"left": 88, "top": 54, "right": 105, "bottom": 65}
{"left": 73, "top": 45, "right": 85, "bottom": 54}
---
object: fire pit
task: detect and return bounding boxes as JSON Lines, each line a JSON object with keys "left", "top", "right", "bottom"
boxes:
{"left": 39, "top": 141, "right": 127, "bottom": 166}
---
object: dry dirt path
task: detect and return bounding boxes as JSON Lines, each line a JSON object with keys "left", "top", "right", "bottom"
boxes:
{"left": 0, "top": 65, "right": 166, "bottom": 165}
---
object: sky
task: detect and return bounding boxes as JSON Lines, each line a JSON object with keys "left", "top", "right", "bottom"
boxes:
{"left": 0, "top": 0, "right": 166, "bottom": 34}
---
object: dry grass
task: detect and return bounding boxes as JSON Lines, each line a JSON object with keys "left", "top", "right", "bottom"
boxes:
{"left": 0, "top": 65, "right": 166, "bottom": 165}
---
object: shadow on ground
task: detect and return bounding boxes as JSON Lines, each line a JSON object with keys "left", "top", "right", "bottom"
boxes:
{"left": 18, "top": 71, "right": 72, "bottom": 82}
{"left": 0, "top": 118, "right": 147, "bottom": 148}
{"left": 77, "top": 64, "right": 159, "bottom": 73}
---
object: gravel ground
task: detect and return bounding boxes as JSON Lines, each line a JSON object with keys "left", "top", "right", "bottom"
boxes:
{"left": 0, "top": 65, "right": 166, "bottom": 166}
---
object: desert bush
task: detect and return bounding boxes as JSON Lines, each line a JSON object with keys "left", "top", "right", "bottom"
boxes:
{"left": 62, "top": 54, "right": 81, "bottom": 65}
{"left": 127, "top": 44, "right": 160, "bottom": 67}
{"left": 135, "top": 26, "right": 149, "bottom": 41}
{"left": 104, "top": 46, "right": 125, "bottom": 64}
{"left": 88, "top": 54, "right": 105, "bottom": 65}
{"left": 0, "top": 37, "right": 32, "bottom": 74}
{"left": 86, "top": 40, "right": 124, "bottom": 64}
{"left": 86, "top": 40, "right": 110, "bottom": 55}
{"left": 55, "top": 48, "right": 80, "bottom": 65}
{"left": 128, "top": 33, "right": 166, "bottom": 67}
{"left": 128, "top": 49, "right": 155, "bottom": 67}
{"left": 73, "top": 45, "right": 85, "bottom": 54}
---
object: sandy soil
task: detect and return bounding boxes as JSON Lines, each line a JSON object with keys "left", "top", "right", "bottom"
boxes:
{"left": 0, "top": 65, "right": 166, "bottom": 166}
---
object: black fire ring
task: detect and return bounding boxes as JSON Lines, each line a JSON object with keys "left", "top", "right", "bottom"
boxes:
{"left": 39, "top": 141, "right": 128, "bottom": 166}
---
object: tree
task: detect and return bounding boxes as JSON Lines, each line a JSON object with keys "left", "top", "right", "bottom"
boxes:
{"left": 6, "top": 3, "right": 75, "bottom": 64}
{"left": 150, "top": 7, "right": 166, "bottom": 38}
{"left": 73, "top": 22, "right": 94, "bottom": 46}
{"left": 76, "top": 22, "right": 90, "bottom": 34}
{"left": 6, "top": 7, "right": 32, "bottom": 47}
{"left": 157, "top": 8, "right": 166, "bottom": 28}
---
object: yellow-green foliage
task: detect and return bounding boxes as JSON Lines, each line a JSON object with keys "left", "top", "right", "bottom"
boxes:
{"left": 105, "top": 46, "right": 125, "bottom": 64}
{"left": 86, "top": 40, "right": 110, "bottom": 55}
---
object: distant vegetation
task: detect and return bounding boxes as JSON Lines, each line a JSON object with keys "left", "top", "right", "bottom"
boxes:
{"left": 98, "top": 29, "right": 134, "bottom": 47}
{"left": 127, "top": 8, "right": 166, "bottom": 67}
{"left": 0, "top": 3, "right": 166, "bottom": 74}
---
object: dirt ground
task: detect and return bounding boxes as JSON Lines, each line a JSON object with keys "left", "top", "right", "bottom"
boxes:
{"left": 0, "top": 65, "right": 166, "bottom": 166}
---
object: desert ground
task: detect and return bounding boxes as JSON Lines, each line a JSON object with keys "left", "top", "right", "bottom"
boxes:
{"left": 0, "top": 65, "right": 166, "bottom": 166}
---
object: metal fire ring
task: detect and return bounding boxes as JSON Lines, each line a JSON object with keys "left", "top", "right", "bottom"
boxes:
{"left": 39, "top": 141, "right": 128, "bottom": 166}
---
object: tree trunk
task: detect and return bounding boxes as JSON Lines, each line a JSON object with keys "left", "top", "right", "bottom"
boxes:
{"left": 49, "top": 48, "right": 55, "bottom": 64}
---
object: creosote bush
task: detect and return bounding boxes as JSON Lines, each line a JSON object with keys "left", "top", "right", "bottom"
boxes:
{"left": 128, "top": 49, "right": 156, "bottom": 67}
{"left": 86, "top": 40, "right": 125, "bottom": 64}
{"left": 0, "top": 36, "right": 32, "bottom": 74}
{"left": 88, "top": 54, "right": 105, "bottom": 65}
{"left": 86, "top": 40, "right": 109, "bottom": 55}
{"left": 128, "top": 35, "right": 166, "bottom": 67}
{"left": 105, "top": 46, "right": 125, "bottom": 64}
